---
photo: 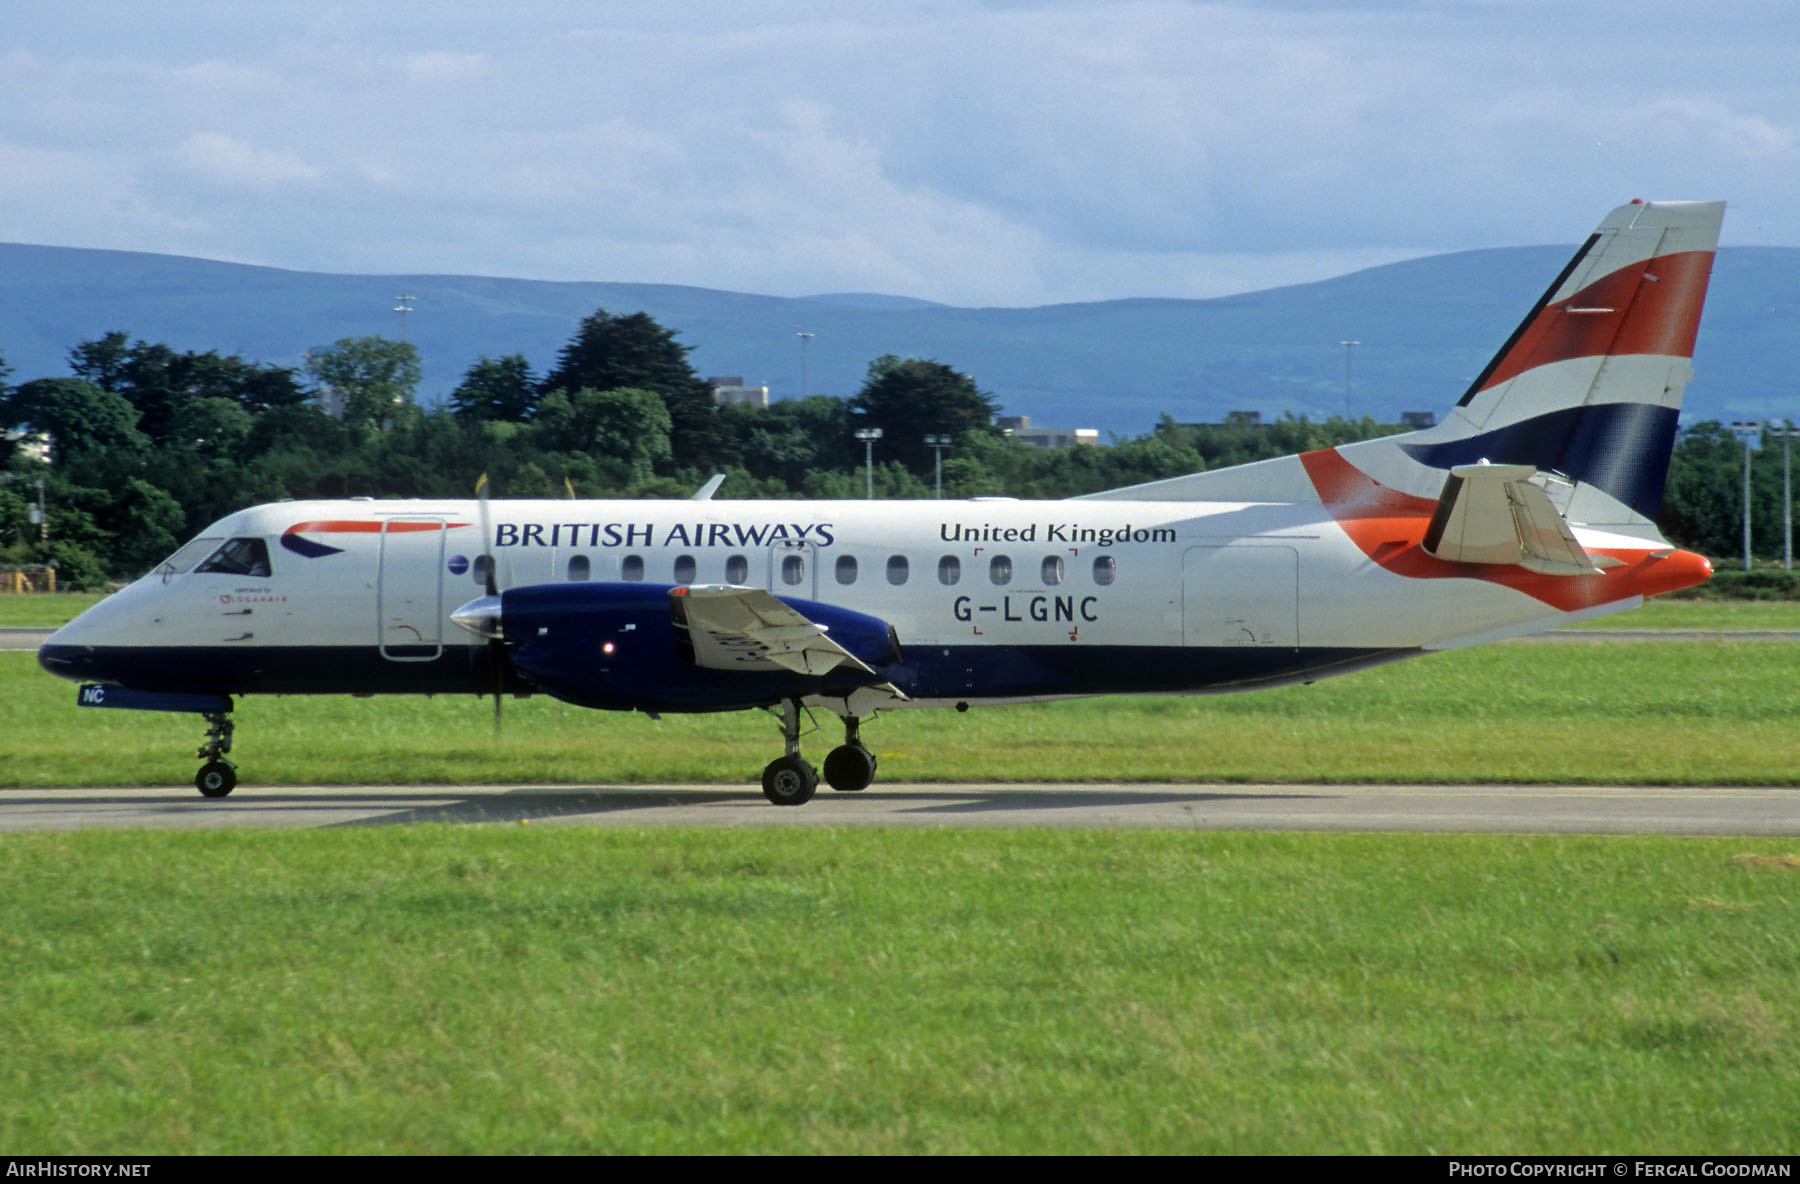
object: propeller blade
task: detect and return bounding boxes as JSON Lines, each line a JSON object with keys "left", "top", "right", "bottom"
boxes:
{"left": 475, "top": 472, "right": 498, "bottom": 596}
{"left": 475, "top": 472, "right": 504, "bottom": 733}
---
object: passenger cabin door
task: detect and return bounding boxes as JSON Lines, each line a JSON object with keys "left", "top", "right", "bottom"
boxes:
{"left": 378, "top": 518, "right": 446, "bottom": 660}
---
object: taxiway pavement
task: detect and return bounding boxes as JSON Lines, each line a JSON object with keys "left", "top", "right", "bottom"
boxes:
{"left": 1, "top": 782, "right": 1797, "bottom": 835}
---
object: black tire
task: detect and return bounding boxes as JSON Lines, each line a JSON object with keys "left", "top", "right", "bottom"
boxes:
{"left": 823, "top": 744, "right": 876, "bottom": 792}
{"left": 761, "top": 755, "right": 817, "bottom": 806}
{"left": 196, "top": 761, "right": 237, "bottom": 798}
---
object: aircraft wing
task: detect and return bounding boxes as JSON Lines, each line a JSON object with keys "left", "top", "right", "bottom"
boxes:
{"left": 1421, "top": 463, "right": 1617, "bottom": 575}
{"left": 670, "top": 584, "right": 899, "bottom": 683}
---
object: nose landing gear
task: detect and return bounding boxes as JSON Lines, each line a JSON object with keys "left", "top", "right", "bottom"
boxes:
{"left": 195, "top": 711, "right": 237, "bottom": 798}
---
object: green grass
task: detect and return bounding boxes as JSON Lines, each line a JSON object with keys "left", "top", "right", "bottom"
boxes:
{"left": 0, "top": 592, "right": 103, "bottom": 627}
{"left": 1, "top": 827, "right": 1795, "bottom": 1154}
{"left": 9, "top": 633, "right": 1800, "bottom": 787}
{"left": 9, "top": 605, "right": 1800, "bottom": 1154}
{"left": 1563, "top": 597, "right": 1800, "bottom": 630}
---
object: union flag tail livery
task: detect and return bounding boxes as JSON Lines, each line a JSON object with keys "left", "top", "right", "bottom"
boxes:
{"left": 40, "top": 200, "right": 1726, "bottom": 803}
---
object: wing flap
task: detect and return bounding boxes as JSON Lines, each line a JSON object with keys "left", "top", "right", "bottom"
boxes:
{"left": 670, "top": 584, "right": 890, "bottom": 681}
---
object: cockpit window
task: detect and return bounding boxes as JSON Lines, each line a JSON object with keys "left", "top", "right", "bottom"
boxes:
{"left": 156, "top": 536, "right": 224, "bottom": 577}
{"left": 195, "top": 537, "right": 272, "bottom": 577}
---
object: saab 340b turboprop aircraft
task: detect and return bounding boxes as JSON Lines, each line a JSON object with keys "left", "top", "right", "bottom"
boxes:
{"left": 39, "top": 199, "right": 1724, "bottom": 804}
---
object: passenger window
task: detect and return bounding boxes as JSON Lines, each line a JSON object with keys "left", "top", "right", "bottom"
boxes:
{"left": 196, "top": 537, "right": 271, "bottom": 577}
{"left": 726, "top": 554, "right": 749, "bottom": 584}
{"left": 836, "top": 555, "right": 858, "bottom": 585}
{"left": 886, "top": 555, "right": 909, "bottom": 585}
{"left": 622, "top": 555, "right": 645, "bottom": 581}
{"left": 781, "top": 554, "right": 805, "bottom": 585}
{"left": 1093, "top": 556, "right": 1116, "bottom": 586}
{"left": 1042, "top": 556, "right": 1064, "bottom": 586}
{"left": 568, "top": 555, "right": 590, "bottom": 582}
{"left": 989, "top": 554, "right": 1012, "bottom": 585}
{"left": 473, "top": 555, "right": 492, "bottom": 586}
{"left": 938, "top": 556, "right": 961, "bottom": 585}
{"left": 674, "top": 555, "right": 696, "bottom": 585}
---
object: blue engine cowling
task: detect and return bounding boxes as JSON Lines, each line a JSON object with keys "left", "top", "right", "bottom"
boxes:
{"left": 497, "top": 582, "right": 901, "bottom": 712}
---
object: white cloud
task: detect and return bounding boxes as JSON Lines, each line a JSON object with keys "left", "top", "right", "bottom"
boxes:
{"left": 178, "top": 133, "right": 321, "bottom": 190}
{"left": 3, "top": 1, "right": 1795, "bottom": 304}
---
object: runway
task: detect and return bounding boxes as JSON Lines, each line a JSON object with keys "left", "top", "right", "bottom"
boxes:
{"left": 2, "top": 781, "right": 1798, "bottom": 835}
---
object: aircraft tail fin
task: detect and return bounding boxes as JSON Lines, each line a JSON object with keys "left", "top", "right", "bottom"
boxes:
{"left": 1384, "top": 198, "right": 1723, "bottom": 526}
{"left": 1081, "top": 199, "right": 1724, "bottom": 533}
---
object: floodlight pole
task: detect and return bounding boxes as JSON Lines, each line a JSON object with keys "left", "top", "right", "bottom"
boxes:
{"left": 854, "top": 428, "right": 883, "bottom": 499}
{"left": 1733, "top": 421, "right": 1762, "bottom": 571}
{"left": 1778, "top": 422, "right": 1795, "bottom": 570}
{"left": 796, "top": 330, "right": 814, "bottom": 398}
{"left": 1338, "top": 340, "right": 1359, "bottom": 419}
{"left": 924, "top": 434, "right": 952, "bottom": 498}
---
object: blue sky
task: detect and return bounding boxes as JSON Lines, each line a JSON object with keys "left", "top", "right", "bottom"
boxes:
{"left": 4, "top": 1, "right": 1794, "bottom": 305}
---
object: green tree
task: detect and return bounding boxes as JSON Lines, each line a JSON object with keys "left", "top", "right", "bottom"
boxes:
{"left": 1657, "top": 420, "right": 1798, "bottom": 562}
{"left": 847, "top": 355, "right": 999, "bottom": 474}
{"left": 718, "top": 396, "right": 852, "bottom": 489}
{"left": 533, "top": 387, "right": 673, "bottom": 485}
{"left": 68, "top": 331, "right": 132, "bottom": 394}
{"left": 0, "top": 378, "right": 149, "bottom": 479}
{"left": 306, "top": 337, "right": 421, "bottom": 430}
{"left": 540, "top": 309, "right": 721, "bottom": 467}
{"left": 69, "top": 334, "right": 305, "bottom": 442}
{"left": 449, "top": 354, "right": 538, "bottom": 422}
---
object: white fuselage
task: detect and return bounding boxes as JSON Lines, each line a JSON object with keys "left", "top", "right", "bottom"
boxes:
{"left": 42, "top": 493, "right": 1644, "bottom": 708}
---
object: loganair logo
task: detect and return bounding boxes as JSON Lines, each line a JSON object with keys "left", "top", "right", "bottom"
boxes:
{"left": 280, "top": 519, "right": 469, "bottom": 559}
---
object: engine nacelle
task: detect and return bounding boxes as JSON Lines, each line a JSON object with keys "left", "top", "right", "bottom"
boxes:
{"left": 493, "top": 582, "right": 898, "bottom": 712}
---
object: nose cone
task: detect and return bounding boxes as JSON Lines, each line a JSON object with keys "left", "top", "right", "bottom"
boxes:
{"left": 38, "top": 620, "right": 102, "bottom": 682}
{"left": 451, "top": 594, "right": 504, "bottom": 639}
{"left": 35, "top": 582, "right": 160, "bottom": 684}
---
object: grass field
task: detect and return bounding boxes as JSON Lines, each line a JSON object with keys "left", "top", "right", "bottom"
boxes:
{"left": 3, "top": 826, "right": 1797, "bottom": 1154}
{"left": 0, "top": 592, "right": 103, "bottom": 627}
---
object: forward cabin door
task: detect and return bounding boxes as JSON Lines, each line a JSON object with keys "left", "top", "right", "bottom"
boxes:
{"left": 1182, "top": 544, "right": 1299, "bottom": 648}
{"left": 378, "top": 517, "right": 447, "bottom": 660}
{"left": 768, "top": 540, "right": 819, "bottom": 600}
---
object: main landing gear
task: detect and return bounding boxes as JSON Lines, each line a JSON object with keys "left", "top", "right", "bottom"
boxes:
{"left": 759, "top": 700, "right": 878, "bottom": 805}
{"left": 823, "top": 715, "right": 877, "bottom": 793}
{"left": 195, "top": 710, "right": 237, "bottom": 798}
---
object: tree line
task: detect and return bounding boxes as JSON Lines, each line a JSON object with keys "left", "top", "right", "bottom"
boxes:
{"left": 0, "top": 308, "right": 1778, "bottom": 588}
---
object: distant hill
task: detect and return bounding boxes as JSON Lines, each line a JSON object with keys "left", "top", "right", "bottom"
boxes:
{"left": 1, "top": 241, "right": 1792, "bottom": 437}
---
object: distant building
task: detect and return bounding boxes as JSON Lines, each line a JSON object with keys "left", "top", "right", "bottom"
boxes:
{"left": 710, "top": 376, "right": 769, "bottom": 408}
{"left": 1401, "top": 411, "right": 1437, "bottom": 429}
{"left": 4, "top": 429, "right": 50, "bottom": 464}
{"left": 998, "top": 415, "right": 1099, "bottom": 449}
{"left": 312, "top": 384, "right": 347, "bottom": 419}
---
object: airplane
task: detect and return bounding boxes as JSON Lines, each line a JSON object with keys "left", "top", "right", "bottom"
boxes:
{"left": 38, "top": 198, "right": 1724, "bottom": 805}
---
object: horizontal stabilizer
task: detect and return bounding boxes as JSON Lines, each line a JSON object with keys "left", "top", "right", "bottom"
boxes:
{"left": 1422, "top": 463, "right": 1613, "bottom": 575}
